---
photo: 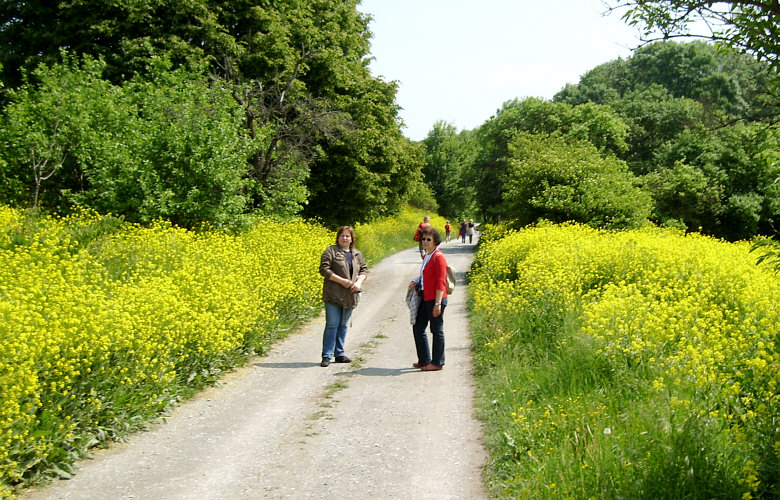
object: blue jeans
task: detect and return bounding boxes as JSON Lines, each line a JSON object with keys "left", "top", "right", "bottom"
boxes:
{"left": 412, "top": 297, "right": 447, "bottom": 366}
{"left": 322, "top": 302, "right": 353, "bottom": 359}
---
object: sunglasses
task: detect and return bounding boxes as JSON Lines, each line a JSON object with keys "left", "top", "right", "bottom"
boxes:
{"left": 422, "top": 237, "right": 434, "bottom": 241}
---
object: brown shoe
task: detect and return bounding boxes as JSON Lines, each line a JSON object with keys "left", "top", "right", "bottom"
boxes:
{"left": 420, "top": 364, "right": 443, "bottom": 371}
{"left": 412, "top": 361, "right": 430, "bottom": 368}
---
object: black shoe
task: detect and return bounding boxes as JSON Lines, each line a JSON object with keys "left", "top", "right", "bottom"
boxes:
{"left": 334, "top": 355, "right": 352, "bottom": 363}
{"left": 320, "top": 357, "right": 331, "bottom": 367}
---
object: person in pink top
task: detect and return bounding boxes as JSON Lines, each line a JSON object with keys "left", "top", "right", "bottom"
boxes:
{"left": 408, "top": 226, "right": 448, "bottom": 371}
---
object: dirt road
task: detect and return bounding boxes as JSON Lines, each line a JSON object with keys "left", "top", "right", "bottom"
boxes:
{"left": 22, "top": 241, "right": 487, "bottom": 500}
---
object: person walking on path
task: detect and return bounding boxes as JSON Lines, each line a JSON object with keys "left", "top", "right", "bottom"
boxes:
{"left": 444, "top": 220, "right": 451, "bottom": 243}
{"left": 467, "top": 219, "right": 476, "bottom": 244}
{"left": 459, "top": 219, "right": 467, "bottom": 244}
{"left": 319, "top": 226, "right": 368, "bottom": 367}
{"left": 414, "top": 215, "right": 432, "bottom": 257}
{"left": 409, "top": 226, "right": 448, "bottom": 371}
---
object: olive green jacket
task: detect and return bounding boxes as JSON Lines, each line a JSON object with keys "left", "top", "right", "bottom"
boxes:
{"left": 319, "top": 245, "right": 368, "bottom": 309}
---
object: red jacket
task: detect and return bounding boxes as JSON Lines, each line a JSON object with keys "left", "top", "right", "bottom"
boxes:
{"left": 422, "top": 248, "right": 448, "bottom": 302}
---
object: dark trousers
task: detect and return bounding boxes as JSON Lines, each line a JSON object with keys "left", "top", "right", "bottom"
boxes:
{"left": 412, "top": 298, "right": 447, "bottom": 366}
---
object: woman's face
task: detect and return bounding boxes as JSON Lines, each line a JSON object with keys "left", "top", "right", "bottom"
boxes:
{"left": 338, "top": 231, "right": 352, "bottom": 248}
{"left": 421, "top": 233, "right": 436, "bottom": 252}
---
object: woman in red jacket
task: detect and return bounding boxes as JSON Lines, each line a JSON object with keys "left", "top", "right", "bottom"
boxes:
{"left": 408, "top": 226, "right": 448, "bottom": 371}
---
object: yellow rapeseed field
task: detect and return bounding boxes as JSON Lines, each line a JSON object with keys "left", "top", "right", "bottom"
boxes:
{"left": 0, "top": 206, "right": 333, "bottom": 495}
{"left": 470, "top": 222, "right": 779, "bottom": 498}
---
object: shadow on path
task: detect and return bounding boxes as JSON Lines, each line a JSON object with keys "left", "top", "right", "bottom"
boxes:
{"left": 254, "top": 361, "right": 320, "bottom": 369}
{"left": 341, "top": 366, "right": 417, "bottom": 377}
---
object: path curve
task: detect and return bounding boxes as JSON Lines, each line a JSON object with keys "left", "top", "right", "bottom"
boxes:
{"left": 22, "top": 240, "right": 487, "bottom": 500}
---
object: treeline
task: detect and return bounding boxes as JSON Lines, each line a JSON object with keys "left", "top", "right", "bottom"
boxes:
{"left": 423, "top": 41, "right": 779, "bottom": 242}
{"left": 0, "top": 0, "right": 429, "bottom": 229}
{"left": 1, "top": 3, "right": 777, "bottom": 243}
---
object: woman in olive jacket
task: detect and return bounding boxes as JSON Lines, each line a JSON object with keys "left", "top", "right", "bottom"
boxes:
{"left": 319, "top": 226, "right": 368, "bottom": 367}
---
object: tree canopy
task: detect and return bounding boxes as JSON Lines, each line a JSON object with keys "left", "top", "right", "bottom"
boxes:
{"left": 606, "top": 0, "right": 779, "bottom": 74}
{"left": 464, "top": 97, "right": 629, "bottom": 222}
{"left": 501, "top": 132, "right": 652, "bottom": 230}
{"left": 0, "top": 0, "right": 422, "bottom": 227}
{"left": 551, "top": 40, "right": 779, "bottom": 240}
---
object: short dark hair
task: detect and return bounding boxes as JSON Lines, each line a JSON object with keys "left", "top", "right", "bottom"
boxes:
{"left": 335, "top": 226, "right": 355, "bottom": 250}
{"left": 420, "top": 226, "right": 442, "bottom": 245}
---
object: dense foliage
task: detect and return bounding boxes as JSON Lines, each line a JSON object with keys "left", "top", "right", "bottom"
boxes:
{"left": 606, "top": 0, "right": 779, "bottom": 76}
{"left": 419, "top": 121, "right": 478, "bottom": 219}
{"left": 0, "top": 0, "right": 423, "bottom": 227}
{"left": 462, "top": 98, "right": 631, "bottom": 224}
{"left": 417, "top": 39, "right": 778, "bottom": 242}
{"left": 554, "top": 41, "right": 779, "bottom": 240}
{"left": 0, "top": 56, "right": 255, "bottom": 226}
{"left": 501, "top": 133, "right": 651, "bottom": 229}
{"left": 470, "top": 223, "right": 779, "bottom": 498}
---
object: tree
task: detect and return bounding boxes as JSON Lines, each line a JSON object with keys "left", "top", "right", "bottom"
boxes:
{"left": 606, "top": 1, "right": 780, "bottom": 74}
{"left": 212, "top": 0, "right": 371, "bottom": 211}
{"left": 605, "top": 1, "right": 779, "bottom": 128}
{"left": 614, "top": 84, "right": 704, "bottom": 174}
{"left": 84, "top": 59, "right": 254, "bottom": 227}
{"left": 652, "top": 122, "right": 780, "bottom": 239}
{"left": 0, "top": 54, "right": 106, "bottom": 210}
{"left": 0, "top": 0, "right": 421, "bottom": 223}
{"left": 304, "top": 75, "right": 425, "bottom": 227}
{"left": 1, "top": 106, "right": 66, "bottom": 210}
{"left": 501, "top": 132, "right": 652, "bottom": 229}
{"left": 555, "top": 41, "right": 771, "bottom": 121}
{"left": 466, "top": 98, "right": 629, "bottom": 222}
{"left": 421, "top": 121, "right": 476, "bottom": 218}
{"left": 643, "top": 160, "right": 725, "bottom": 232}
{"left": 422, "top": 122, "right": 456, "bottom": 204}
{"left": 0, "top": 55, "right": 255, "bottom": 227}
{"left": 0, "top": 0, "right": 221, "bottom": 89}
{"left": 552, "top": 40, "right": 778, "bottom": 239}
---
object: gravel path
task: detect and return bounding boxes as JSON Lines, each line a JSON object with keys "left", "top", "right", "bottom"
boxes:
{"left": 22, "top": 241, "right": 487, "bottom": 500}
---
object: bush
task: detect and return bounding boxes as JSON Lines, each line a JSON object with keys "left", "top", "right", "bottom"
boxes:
{"left": 501, "top": 133, "right": 652, "bottom": 230}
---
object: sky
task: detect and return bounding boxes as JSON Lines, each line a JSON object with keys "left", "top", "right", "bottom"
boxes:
{"left": 357, "top": 0, "right": 646, "bottom": 141}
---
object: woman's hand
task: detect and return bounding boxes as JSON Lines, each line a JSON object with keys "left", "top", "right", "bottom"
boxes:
{"left": 432, "top": 303, "right": 442, "bottom": 317}
{"left": 409, "top": 281, "right": 417, "bottom": 290}
{"left": 346, "top": 276, "right": 364, "bottom": 292}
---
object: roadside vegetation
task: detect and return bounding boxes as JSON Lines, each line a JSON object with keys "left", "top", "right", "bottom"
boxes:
{"left": 469, "top": 222, "right": 779, "bottom": 498}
